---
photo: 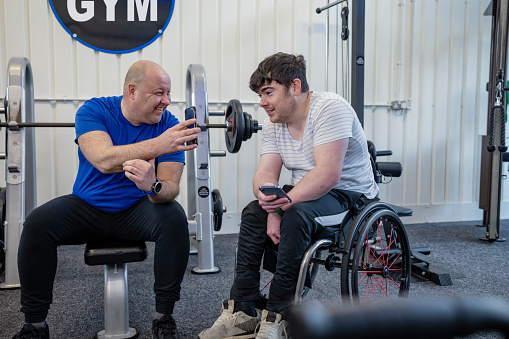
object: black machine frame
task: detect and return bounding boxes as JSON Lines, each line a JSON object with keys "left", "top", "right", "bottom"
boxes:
{"left": 479, "top": 0, "right": 509, "bottom": 241}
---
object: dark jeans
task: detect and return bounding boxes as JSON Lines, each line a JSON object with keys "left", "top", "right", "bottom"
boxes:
{"left": 230, "top": 188, "right": 364, "bottom": 316}
{"left": 18, "top": 194, "right": 189, "bottom": 323}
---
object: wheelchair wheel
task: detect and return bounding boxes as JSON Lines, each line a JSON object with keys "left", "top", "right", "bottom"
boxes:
{"left": 341, "top": 204, "right": 411, "bottom": 304}
{"left": 340, "top": 201, "right": 390, "bottom": 300}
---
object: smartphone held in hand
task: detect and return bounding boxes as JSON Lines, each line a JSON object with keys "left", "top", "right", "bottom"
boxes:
{"left": 185, "top": 106, "right": 198, "bottom": 145}
{"left": 259, "top": 185, "right": 292, "bottom": 202}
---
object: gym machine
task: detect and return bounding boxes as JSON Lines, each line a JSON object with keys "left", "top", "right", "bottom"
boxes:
{"left": 317, "top": 1, "right": 452, "bottom": 286}
{"left": 479, "top": 0, "right": 509, "bottom": 241}
{"left": 316, "top": 0, "right": 364, "bottom": 125}
{"left": 185, "top": 64, "right": 261, "bottom": 273}
{"left": 0, "top": 57, "right": 37, "bottom": 289}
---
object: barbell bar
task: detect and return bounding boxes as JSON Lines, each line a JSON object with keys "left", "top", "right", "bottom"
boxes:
{"left": 0, "top": 99, "right": 261, "bottom": 153}
{"left": 0, "top": 122, "right": 75, "bottom": 128}
{"left": 0, "top": 122, "right": 231, "bottom": 129}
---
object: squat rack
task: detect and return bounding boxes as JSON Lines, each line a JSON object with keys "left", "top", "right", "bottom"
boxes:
{"left": 0, "top": 57, "right": 37, "bottom": 289}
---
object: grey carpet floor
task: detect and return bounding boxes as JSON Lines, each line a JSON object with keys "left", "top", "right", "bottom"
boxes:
{"left": 1, "top": 219, "right": 509, "bottom": 338}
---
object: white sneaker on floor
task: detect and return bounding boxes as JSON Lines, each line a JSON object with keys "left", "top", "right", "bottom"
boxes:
{"left": 198, "top": 300, "right": 259, "bottom": 339}
{"left": 254, "top": 310, "right": 288, "bottom": 339}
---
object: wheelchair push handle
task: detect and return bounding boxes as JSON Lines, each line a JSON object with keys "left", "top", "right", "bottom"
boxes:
{"left": 367, "top": 140, "right": 393, "bottom": 162}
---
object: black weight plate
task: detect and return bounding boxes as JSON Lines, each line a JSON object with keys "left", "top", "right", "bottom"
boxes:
{"left": 225, "top": 102, "right": 236, "bottom": 152}
{"left": 212, "top": 189, "right": 223, "bottom": 232}
{"left": 248, "top": 113, "right": 255, "bottom": 137}
{"left": 243, "top": 112, "right": 250, "bottom": 141}
{"left": 225, "top": 99, "right": 244, "bottom": 153}
{"left": 244, "top": 113, "right": 254, "bottom": 141}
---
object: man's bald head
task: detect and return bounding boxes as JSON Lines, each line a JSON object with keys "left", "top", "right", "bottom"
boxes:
{"left": 123, "top": 60, "right": 166, "bottom": 94}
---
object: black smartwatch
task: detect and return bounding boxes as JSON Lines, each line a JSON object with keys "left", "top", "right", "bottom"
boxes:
{"left": 148, "top": 178, "right": 162, "bottom": 195}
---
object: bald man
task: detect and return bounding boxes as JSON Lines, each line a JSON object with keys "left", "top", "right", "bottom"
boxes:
{"left": 13, "top": 60, "right": 200, "bottom": 339}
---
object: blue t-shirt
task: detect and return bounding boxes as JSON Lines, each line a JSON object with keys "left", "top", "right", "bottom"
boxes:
{"left": 72, "top": 96, "right": 185, "bottom": 211}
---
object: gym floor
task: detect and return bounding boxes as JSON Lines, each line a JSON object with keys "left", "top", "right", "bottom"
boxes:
{"left": 1, "top": 219, "right": 509, "bottom": 339}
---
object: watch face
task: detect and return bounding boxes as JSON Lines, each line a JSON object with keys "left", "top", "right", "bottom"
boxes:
{"left": 152, "top": 180, "right": 162, "bottom": 194}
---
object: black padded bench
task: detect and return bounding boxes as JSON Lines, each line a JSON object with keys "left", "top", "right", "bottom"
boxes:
{"left": 387, "top": 203, "right": 413, "bottom": 217}
{"left": 85, "top": 240, "right": 148, "bottom": 339}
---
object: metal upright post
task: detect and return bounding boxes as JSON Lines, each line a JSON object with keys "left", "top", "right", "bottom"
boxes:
{"left": 185, "top": 65, "right": 220, "bottom": 274}
{"left": 1, "top": 57, "right": 37, "bottom": 289}
{"left": 479, "top": 0, "right": 509, "bottom": 241}
{"left": 351, "top": 0, "right": 365, "bottom": 126}
{"left": 316, "top": 0, "right": 362, "bottom": 123}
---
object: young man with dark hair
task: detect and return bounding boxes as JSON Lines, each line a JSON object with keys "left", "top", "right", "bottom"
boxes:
{"left": 199, "top": 52, "right": 378, "bottom": 339}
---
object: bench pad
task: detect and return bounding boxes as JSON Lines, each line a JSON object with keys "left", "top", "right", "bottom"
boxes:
{"left": 84, "top": 240, "right": 148, "bottom": 266}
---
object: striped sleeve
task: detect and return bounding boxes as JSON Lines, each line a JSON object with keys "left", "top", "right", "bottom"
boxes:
{"left": 312, "top": 97, "right": 354, "bottom": 147}
{"left": 261, "top": 118, "right": 279, "bottom": 155}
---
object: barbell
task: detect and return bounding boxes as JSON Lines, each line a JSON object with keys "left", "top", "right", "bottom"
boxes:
{"left": 224, "top": 99, "right": 261, "bottom": 153}
{"left": 0, "top": 99, "right": 261, "bottom": 154}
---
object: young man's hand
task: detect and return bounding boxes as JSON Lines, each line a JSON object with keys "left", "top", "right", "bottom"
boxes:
{"left": 267, "top": 212, "right": 282, "bottom": 245}
{"left": 257, "top": 182, "right": 290, "bottom": 213}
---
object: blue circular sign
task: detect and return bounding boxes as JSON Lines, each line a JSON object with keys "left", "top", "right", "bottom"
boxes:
{"left": 48, "top": 0, "right": 175, "bottom": 54}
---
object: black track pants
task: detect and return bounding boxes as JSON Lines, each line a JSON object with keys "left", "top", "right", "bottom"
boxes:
{"left": 18, "top": 194, "right": 189, "bottom": 323}
{"left": 230, "top": 188, "right": 363, "bottom": 316}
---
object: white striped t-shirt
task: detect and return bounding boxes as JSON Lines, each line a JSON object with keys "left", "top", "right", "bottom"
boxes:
{"left": 261, "top": 91, "right": 379, "bottom": 199}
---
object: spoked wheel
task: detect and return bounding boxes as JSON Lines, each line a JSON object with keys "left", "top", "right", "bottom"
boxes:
{"left": 340, "top": 201, "right": 389, "bottom": 301}
{"left": 341, "top": 205, "right": 411, "bottom": 304}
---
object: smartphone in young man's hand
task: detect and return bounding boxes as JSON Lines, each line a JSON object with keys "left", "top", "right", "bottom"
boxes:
{"left": 259, "top": 185, "right": 292, "bottom": 203}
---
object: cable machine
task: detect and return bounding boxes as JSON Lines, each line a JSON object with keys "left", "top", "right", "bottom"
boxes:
{"left": 479, "top": 0, "right": 509, "bottom": 241}
{"left": 316, "top": 0, "right": 365, "bottom": 125}
{"left": 316, "top": 1, "right": 455, "bottom": 286}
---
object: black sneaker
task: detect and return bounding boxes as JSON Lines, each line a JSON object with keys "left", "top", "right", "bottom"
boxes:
{"left": 152, "top": 314, "right": 180, "bottom": 339}
{"left": 12, "top": 323, "right": 50, "bottom": 339}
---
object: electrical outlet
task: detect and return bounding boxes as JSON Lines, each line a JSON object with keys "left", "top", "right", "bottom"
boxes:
{"left": 391, "top": 100, "right": 408, "bottom": 110}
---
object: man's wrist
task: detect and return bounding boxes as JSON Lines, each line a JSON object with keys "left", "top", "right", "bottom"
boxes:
{"left": 146, "top": 178, "right": 162, "bottom": 195}
{"left": 275, "top": 208, "right": 285, "bottom": 216}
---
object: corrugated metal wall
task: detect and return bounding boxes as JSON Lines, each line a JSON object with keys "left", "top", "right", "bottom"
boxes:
{"left": 362, "top": 0, "right": 498, "bottom": 222}
{"left": 0, "top": 0, "right": 501, "bottom": 232}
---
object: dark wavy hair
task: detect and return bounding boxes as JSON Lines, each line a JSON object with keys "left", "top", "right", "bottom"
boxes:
{"left": 249, "top": 52, "right": 309, "bottom": 93}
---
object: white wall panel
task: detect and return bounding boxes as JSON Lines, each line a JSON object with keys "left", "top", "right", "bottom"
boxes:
{"left": 0, "top": 0, "right": 500, "bottom": 230}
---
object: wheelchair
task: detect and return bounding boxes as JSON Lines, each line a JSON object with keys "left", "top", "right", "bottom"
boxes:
{"left": 293, "top": 200, "right": 412, "bottom": 305}
{"left": 257, "top": 141, "right": 412, "bottom": 308}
